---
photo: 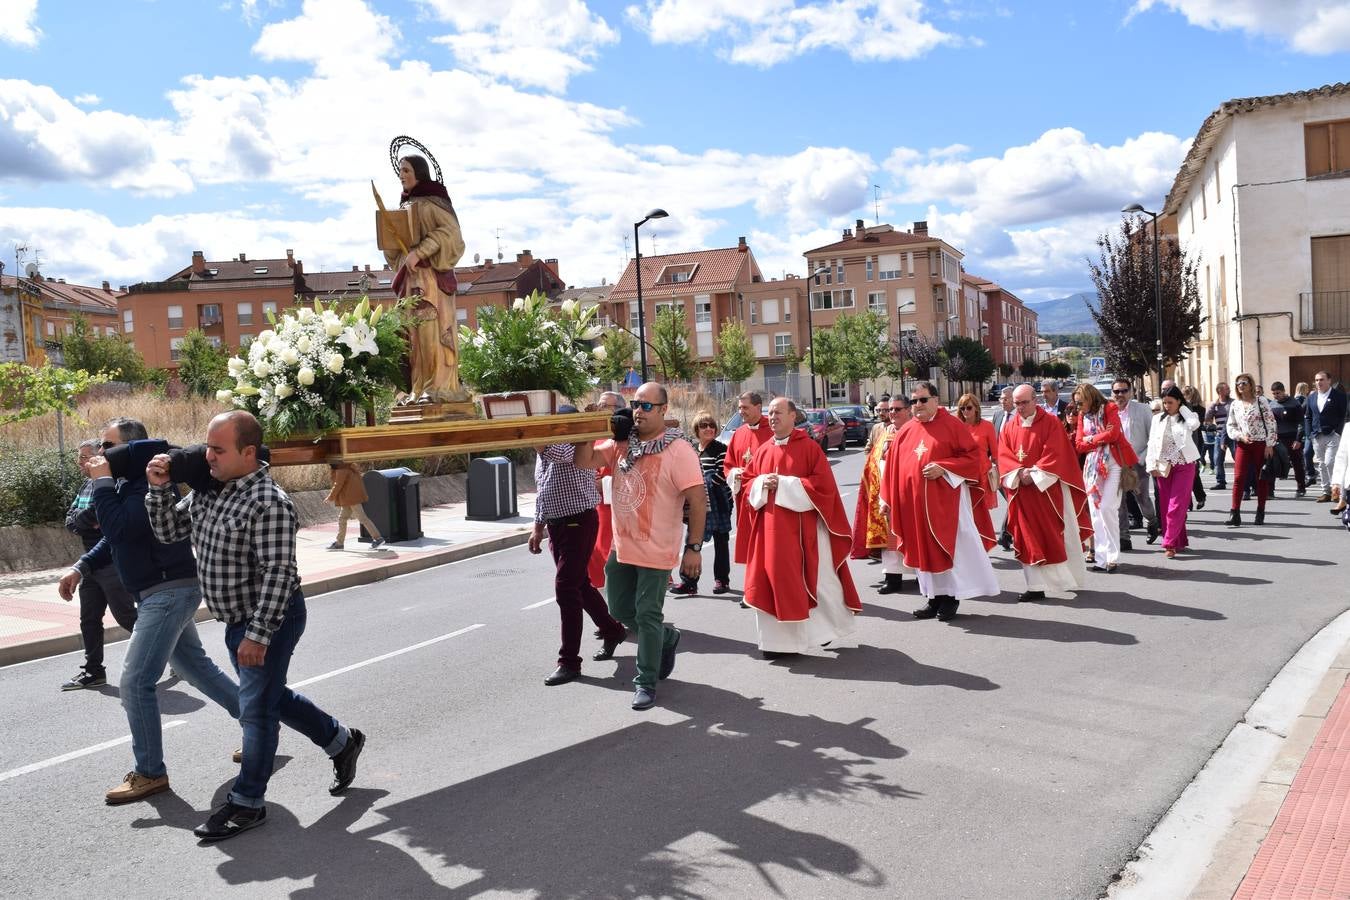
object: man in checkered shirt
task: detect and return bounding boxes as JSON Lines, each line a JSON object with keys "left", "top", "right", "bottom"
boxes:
{"left": 145, "top": 410, "right": 366, "bottom": 842}
{"left": 527, "top": 404, "right": 626, "bottom": 688}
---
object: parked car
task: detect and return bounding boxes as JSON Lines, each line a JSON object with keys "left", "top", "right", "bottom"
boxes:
{"left": 829, "top": 405, "right": 873, "bottom": 445}
{"left": 801, "top": 408, "right": 847, "bottom": 451}
{"left": 986, "top": 383, "right": 1009, "bottom": 402}
{"left": 717, "top": 410, "right": 743, "bottom": 446}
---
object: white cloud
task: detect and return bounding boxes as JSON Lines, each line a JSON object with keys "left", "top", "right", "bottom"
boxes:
{"left": 884, "top": 128, "right": 1190, "bottom": 297}
{"left": 0, "top": 0, "right": 40, "bottom": 47}
{"left": 1131, "top": 0, "right": 1350, "bottom": 54}
{"left": 422, "top": 0, "right": 620, "bottom": 92}
{"left": 626, "top": 0, "right": 967, "bottom": 66}
{"left": 252, "top": 0, "right": 400, "bottom": 74}
{"left": 72, "top": 94, "right": 100, "bottom": 106}
{"left": 0, "top": 79, "right": 192, "bottom": 195}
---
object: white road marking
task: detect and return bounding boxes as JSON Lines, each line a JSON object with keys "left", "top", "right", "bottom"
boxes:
{"left": 290, "top": 624, "right": 486, "bottom": 688}
{"left": 0, "top": 720, "right": 187, "bottom": 784}
{"left": 522, "top": 597, "right": 555, "bottom": 610}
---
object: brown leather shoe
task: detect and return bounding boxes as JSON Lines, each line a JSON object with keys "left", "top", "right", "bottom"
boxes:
{"left": 232, "top": 748, "right": 242, "bottom": 764}
{"left": 105, "top": 771, "right": 169, "bottom": 805}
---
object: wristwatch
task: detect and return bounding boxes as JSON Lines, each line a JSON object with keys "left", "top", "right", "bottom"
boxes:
{"left": 684, "top": 542, "right": 703, "bottom": 553}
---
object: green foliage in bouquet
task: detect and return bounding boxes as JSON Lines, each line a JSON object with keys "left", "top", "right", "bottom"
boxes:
{"left": 218, "top": 296, "right": 409, "bottom": 439}
{"left": 458, "top": 290, "right": 603, "bottom": 400}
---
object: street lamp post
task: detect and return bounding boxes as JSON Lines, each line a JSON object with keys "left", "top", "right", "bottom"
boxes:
{"left": 1123, "top": 203, "right": 1164, "bottom": 392}
{"left": 802, "top": 265, "right": 830, "bottom": 407}
{"left": 633, "top": 208, "right": 668, "bottom": 382}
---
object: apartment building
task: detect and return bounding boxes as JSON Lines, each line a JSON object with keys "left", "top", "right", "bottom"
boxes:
{"left": 1166, "top": 82, "right": 1350, "bottom": 395}
{"left": 119, "top": 250, "right": 395, "bottom": 368}
{"left": 455, "top": 250, "right": 564, "bottom": 330}
{"left": 967, "top": 275, "right": 1039, "bottom": 370}
{"left": 1, "top": 270, "right": 122, "bottom": 365}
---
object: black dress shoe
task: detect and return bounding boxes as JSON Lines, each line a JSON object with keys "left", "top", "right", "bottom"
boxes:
{"left": 544, "top": 666, "right": 581, "bottom": 686}
{"left": 877, "top": 574, "right": 904, "bottom": 595}
{"left": 760, "top": 650, "right": 798, "bottom": 659}
{"left": 998, "top": 532, "right": 1013, "bottom": 551}
{"left": 913, "top": 599, "right": 940, "bottom": 619}
{"left": 593, "top": 630, "right": 625, "bottom": 661}
{"left": 632, "top": 686, "right": 656, "bottom": 710}
{"left": 1254, "top": 509, "right": 1266, "bottom": 525}
{"left": 193, "top": 802, "right": 266, "bottom": 842}
{"left": 935, "top": 596, "right": 960, "bottom": 621}
{"left": 658, "top": 627, "right": 681, "bottom": 680}
{"left": 1018, "top": 590, "right": 1045, "bottom": 603}
{"left": 329, "top": 728, "right": 365, "bottom": 795}
{"left": 1226, "top": 509, "right": 1241, "bottom": 527}
{"left": 1146, "top": 522, "right": 1159, "bottom": 544}
{"left": 1120, "top": 539, "right": 1134, "bottom": 552}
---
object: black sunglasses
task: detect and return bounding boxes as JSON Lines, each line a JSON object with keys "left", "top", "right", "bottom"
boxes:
{"left": 910, "top": 397, "right": 932, "bottom": 404}
{"left": 1111, "top": 389, "right": 1129, "bottom": 395}
{"left": 959, "top": 404, "right": 975, "bottom": 410}
{"left": 630, "top": 400, "right": 665, "bottom": 411}
{"left": 100, "top": 440, "right": 116, "bottom": 450}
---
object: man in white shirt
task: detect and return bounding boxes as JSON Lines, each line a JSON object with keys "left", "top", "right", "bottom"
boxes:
{"left": 1111, "top": 379, "right": 1160, "bottom": 549}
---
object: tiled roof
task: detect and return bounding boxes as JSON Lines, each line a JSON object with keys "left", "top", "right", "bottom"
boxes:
{"left": 556, "top": 284, "right": 612, "bottom": 304}
{"left": 805, "top": 226, "right": 938, "bottom": 255}
{"left": 302, "top": 269, "right": 397, "bottom": 300}
{"left": 165, "top": 258, "right": 299, "bottom": 283}
{"left": 2, "top": 274, "right": 122, "bottom": 314}
{"left": 609, "top": 247, "right": 760, "bottom": 301}
{"left": 1164, "top": 82, "right": 1350, "bottom": 214}
{"left": 461, "top": 262, "right": 526, "bottom": 293}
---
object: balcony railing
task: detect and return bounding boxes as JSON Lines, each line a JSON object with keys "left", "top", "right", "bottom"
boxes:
{"left": 1300, "top": 291, "right": 1350, "bottom": 335}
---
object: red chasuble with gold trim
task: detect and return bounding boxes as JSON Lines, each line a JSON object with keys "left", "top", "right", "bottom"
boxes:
{"left": 880, "top": 407, "right": 995, "bottom": 573}
{"left": 997, "top": 408, "right": 1092, "bottom": 566}
{"left": 725, "top": 417, "right": 775, "bottom": 564}
{"left": 743, "top": 430, "right": 862, "bottom": 621}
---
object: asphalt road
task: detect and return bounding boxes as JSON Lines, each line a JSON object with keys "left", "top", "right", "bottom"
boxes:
{"left": 2, "top": 439, "right": 1347, "bottom": 899}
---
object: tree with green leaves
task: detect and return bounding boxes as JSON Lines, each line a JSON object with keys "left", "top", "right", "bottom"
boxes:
{"left": 707, "top": 320, "right": 756, "bottom": 383}
{"left": 998, "top": 363, "right": 1015, "bottom": 379}
{"left": 650, "top": 305, "right": 695, "bottom": 382}
{"left": 177, "top": 329, "right": 230, "bottom": 398}
{"left": 60, "top": 314, "right": 148, "bottom": 385}
{"left": 1088, "top": 214, "right": 1203, "bottom": 380}
{"left": 594, "top": 327, "right": 638, "bottom": 384}
{"left": 941, "top": 335, "right": 995, "bottom": 391}
{"left": 809, "top": 311, "right": 889, "bottom": 400}
{"left": 1019, "top": 357, "right": 1040, "bottom": 379}
{"left": 0, "top": 361, "right": 111, "bottom": 425}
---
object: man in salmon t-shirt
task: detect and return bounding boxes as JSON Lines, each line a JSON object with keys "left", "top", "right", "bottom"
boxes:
{"left": 575, "top": 382, "right": 707, "bottom": 711}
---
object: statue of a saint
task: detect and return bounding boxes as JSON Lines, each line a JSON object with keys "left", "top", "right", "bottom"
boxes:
{"left": 378, "top": 146, "right": 467, "bottom": 402}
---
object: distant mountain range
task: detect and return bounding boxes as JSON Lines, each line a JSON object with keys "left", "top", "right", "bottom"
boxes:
{"left": 1026, "top": 292, "right": 1099, "bottom": 334}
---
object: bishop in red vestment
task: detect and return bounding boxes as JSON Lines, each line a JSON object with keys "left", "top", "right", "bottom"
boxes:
{"left": 997, "top": 386, "right": 1092, "bottom": 601}
{"left": 880, "top": 383, "right": 999, "bottom": 621}
{"left": 743, "top": 398, "right": 862, "bottom": 655}
{"left": 725, "top": 392, "right": 776, "bottom": 565}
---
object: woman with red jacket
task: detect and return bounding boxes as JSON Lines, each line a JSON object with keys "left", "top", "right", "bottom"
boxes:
{"left": 1073, "top": 384, "right": 1138, "bottom": 573}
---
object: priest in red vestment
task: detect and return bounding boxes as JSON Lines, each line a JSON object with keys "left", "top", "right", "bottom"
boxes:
{"left": 725, "top": 391, "right": 775, "bottom": 565}
{"left": 743, "top": 397, "right": 862, "bottom": 656}
{"left": 880, "top": 381, "right": 1000, "bottom": 621}
{"left": 997, "top": 385, "right": 1093, "bottom": 602}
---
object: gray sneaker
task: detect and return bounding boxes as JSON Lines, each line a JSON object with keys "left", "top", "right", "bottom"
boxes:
{"left": 61, "top": 669, "right": 106, "bottom": 691}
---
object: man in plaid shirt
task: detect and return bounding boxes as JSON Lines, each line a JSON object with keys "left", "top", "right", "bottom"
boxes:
{"left": 528, "top": 404, "right": 626, "bottom": 687}
{"left": 146, "top": 410, "right": 365, "bottom": 842}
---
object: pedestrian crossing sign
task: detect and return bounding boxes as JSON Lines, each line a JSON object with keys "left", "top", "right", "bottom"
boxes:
{"left": 1089, "top": 357, "right": 1106, "bottom": 374}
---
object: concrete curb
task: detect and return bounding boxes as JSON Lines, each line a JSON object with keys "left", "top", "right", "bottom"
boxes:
{"left": 1105, "top": 609, "right": 1350, "bottom": 899}
{"left": 0, "top": 529, "right": 530, "bottom": 669}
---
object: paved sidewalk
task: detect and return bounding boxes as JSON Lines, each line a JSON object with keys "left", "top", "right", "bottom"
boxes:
{"left": 1194, "top": 634, "right": 1350, "bottom": 899}
{"left": 0, "top": 492, "right": 537, "bottom": 667}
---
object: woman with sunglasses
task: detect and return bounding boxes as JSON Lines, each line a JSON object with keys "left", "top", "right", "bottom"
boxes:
{"left": 956, "top": 393, "right": 999, "bottom": 510}
{"left": 670, "top": 412, "right": 733, "bottom": 596}
{"left": 1225, "top": 373, "right": 1277, "bottom": 526}
{"left": 1072, "top": 384, "right": 1137, "bottom": 572}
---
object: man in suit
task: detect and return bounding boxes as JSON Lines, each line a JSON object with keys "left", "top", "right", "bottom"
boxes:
{"left": 992, "top": 387, "right": 1015, "bottom": 436}
{"left": 1039, "top": 380, "right": 1067, "bottom": 417}
{"left": 1111, "top": 378, "right": 1160, "bottom": 549}
{"left": 1305, "top": 370, "right": 1347, "bottom": 502}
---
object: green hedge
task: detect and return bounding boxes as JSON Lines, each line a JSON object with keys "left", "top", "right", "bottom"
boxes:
{"left": 0, "top": 446, "right": 81, "bottom": 526}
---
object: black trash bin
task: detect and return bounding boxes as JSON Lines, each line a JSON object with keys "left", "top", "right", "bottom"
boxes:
{"left": 360, "top": 467, "right": 422, "bottom": 543}
{"left": 466, "top": 456, "right": 517, "bottom": 521}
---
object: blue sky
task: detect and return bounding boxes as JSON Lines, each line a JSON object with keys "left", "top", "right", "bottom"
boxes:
{"left": 2, "top": 0, "right": 1348, "bottom": 300}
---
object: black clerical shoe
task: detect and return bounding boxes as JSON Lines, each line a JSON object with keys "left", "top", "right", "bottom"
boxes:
{"left": 912, "top": 599, "right": 940, "bottom": 620}
{"left": 329, "top": 729, "right": 365, "bottom": 796}
{"left": 1120, "top": 538, "right": 1134, "bottom": 552}
{"left": 877, "top": 574, "right": 905, "bottom": 595}
{"left": 1146, "top": 521, "right": 1160, "bottom": 544}
{"left": 1018, "top": 590, "right": 1046, "bottom": 603}
{"left": 998, "top": 532, "right": 1013, "bottom": 552}
{"left": 632, "top": 686, "right": 656, "bottom": 710}
{"left": 935, "top": 596, "right": 960, "bottom": 621}
{"left": 543, "top": 666, "right": 581, "bottom": 686}
{"left": 193, "top": 802, "right": 266, "bottom": 842}
{"left": 593, "top": 630, "right": 625, "bottom": 661}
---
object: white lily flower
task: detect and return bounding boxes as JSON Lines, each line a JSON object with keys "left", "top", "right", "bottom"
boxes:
{"left": 297, "top": 366, "right": 316, "bottom": 386}
{"left": 337, "top": 322, "right": 380, "bottom": 357}
{"left": 326, "top": 353, "right": 345, "bottom": 373}
{"left": 513, "top": 297, "right": 526, "bottom": 312}
{"left": 560, "top": 299, "right": 577, "bottom": 316}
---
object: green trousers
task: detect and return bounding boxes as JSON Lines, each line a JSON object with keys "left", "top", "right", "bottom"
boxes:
{"left": 604, "top": 553, "right": 679, "bottom": 688}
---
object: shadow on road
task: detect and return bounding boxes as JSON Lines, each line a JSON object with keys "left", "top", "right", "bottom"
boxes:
{"left": 775, "top": 645, "right": 999, "bottom": 691}
{"left": 89, "top": 682, "right": 208, "bottom": 715}
{"left": 1192, "top": 546, "right": 1338, "bottom": 566}
{"left": 949, "top": 613, "right": 1138, "bottom": 645}
{"left": 1045, "top": 590, "right": 1225, "bottom": 621}
{"left": 194, "top": 681, "right": 913, "bottom": 898}
{"left": 1125, "top": 566, "right": 1270, "bottom": 586}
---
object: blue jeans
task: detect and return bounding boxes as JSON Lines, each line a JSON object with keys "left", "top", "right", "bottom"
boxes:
{"left": 121, "top": 583, "right": 240, "bottom": 779}
{"left": 1209, "top": 434, "right": 1232, "bottom": 485}
{"left": 225, "top": 593, "right": 348, "bottom": 808}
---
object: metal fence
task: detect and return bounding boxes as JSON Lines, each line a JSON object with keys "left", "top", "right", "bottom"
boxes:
{"left": 1300, "top": 291, "right": 1350, "bottom": 335}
